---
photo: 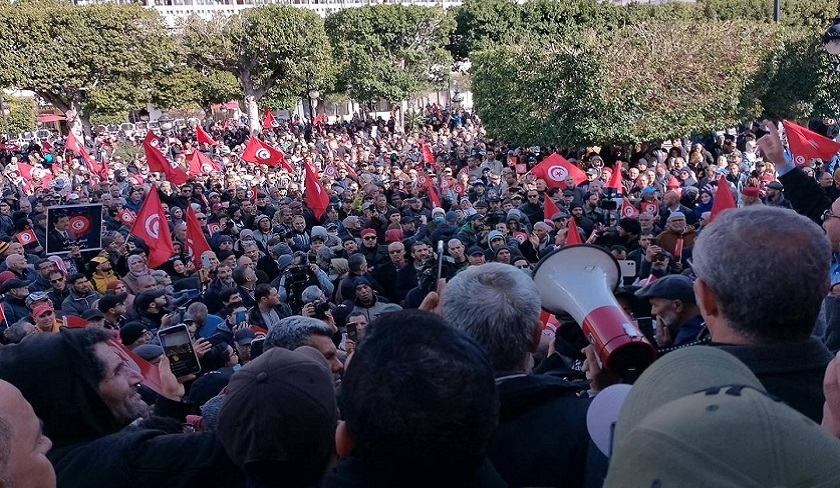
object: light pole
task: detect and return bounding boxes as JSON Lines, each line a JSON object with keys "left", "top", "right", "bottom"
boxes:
{"left": 824, "top": 15, "right": 840, "bottom": 55}
{"left": 308, "top": 88, "right": 320, "bottom": 120}
{"left": 0, "top": 95, "right": 10, "bottom": 138}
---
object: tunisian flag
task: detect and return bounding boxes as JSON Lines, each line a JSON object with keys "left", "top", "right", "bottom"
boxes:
{"left": 544, "top": 194, "right": 561, "bottom": 221}
{"left": 187, "top": 150, "right": 223, "bottom": 176}
{"left": 531, "top": 154, "right": 587, "bottom": 188}
{"left": 195, "top": 125, "right": 218, "bottom": 146}
{"left": 783, "top": 120, "right": 840, "bottom": 167}
{"left": 262, "top": 108, "right": 278, "bottom": 130}
{"left": 142, "top": 132, "right": 188, "bottom": 185}
{"left": 66, "top": 131, "right": 106, "bottom": 178}
{"left": 129, "top": 187, "right": 176, "bottom": 269}
{"left": 241, "top": 137, "right": 294, "bottom": 172}
{"left": 304, "top": 163, "right": 329, "bottom": 220}
{"left": 607, "top": 165, "right": 625, "bottom": 194}
{"left": 565, "top": 217, "right": 583, "bottom": 246}
{"left": 710, "top": 182, "right": 737, "bottom": 222}
{"left": 420, "top": 141, "right": 435, "bottom": 164}
{"left": 185, "top": 206, "right": 212, "bottom": 269}
{"left": 620, "top": 198, "right": 639, "bottom": 219}
{"left": 416, "top": 172, "right": 441, "bottom": 208}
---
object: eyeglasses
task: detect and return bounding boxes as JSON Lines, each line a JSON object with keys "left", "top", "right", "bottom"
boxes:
{"left": 389, "top": 250, "right": 404, "bottom": 254}
{"left": 652, "top": 256, "right": 668, "bottom": 262}
{"left": 822, "top": 208, "right": 840, "bottom": 223}
{"left": 197, "top": 216, "right": 207, "bottom": 220}
{"left": 50, "top": 278, "right": 64, "bottom": 283}
{"left": 363, "top": 236, "right": 377, "bottom": 241}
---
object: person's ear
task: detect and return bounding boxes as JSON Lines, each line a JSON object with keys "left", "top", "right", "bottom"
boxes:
{"left": 694, "top": 278, "right": 719, "bottom": 322}
{"left": 335, "top": 420, "right": 354, "bottom": 459}
{"left": 529, "top": 319, "right": 543, "bottom": 353}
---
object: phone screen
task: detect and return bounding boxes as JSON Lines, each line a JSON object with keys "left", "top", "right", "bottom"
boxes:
{"left": 234, "top": 310, "right": 248, "bottom": 326}
{"left": 201, "top": 254, "right": 212, "bottom": 269}
{"left": 250, "top": 337, "right": 266, "bottom": 360}
{"left": 206, "top": 333, "right": 226, "bottom": 347}
{"left": 346, "top": 322, "right": 358, "bottom": 342}
{"left": 158, "top": 324, "right": 201, "bottom": 378}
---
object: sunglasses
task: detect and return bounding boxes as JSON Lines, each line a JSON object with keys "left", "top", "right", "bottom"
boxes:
{"left": 363, "top": 236, "right": 377, "bottom": 241}
{"left": 652, "top": 255, "right": 668, "bottom": 262}
{"left": 50, "top": 278, "right": 64, "bottom": 283}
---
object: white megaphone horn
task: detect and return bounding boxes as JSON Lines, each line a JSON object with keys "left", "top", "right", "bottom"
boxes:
{"left": 532, "top": 244, "right": 656, "bottom": 379}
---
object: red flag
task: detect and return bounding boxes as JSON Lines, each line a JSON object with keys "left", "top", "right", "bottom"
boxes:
{"left": 539, "top": 310, "right": 561, "bottom": 334}
{"left": 674, "top": 237, "right": 684, "bottom": 261}
{"left": 63, "top": 315, "right": 89, "bottom": 329}
{"left": 607, "top": 165, "right": 625, "bottom": 194}
{"left": 417, "top": 172, "right": 440, "bottom": 207}
{"left": 709, "top": 181, "right": 737, "bottom": 222}
{"left": 118, "top": 209, "right": 135, "bottom": 226}
{"left": 107, "top": 339, "right": 164, "bottom": 395}
{"left": 641, "top": 274, "right": 658, "bottom": 288}
{"left": 565, "top": 218, "right": 583, "bottom": 246}
{"left": 304, "top": 163, "right": 329, "bottom": 220}
{"left": 185, "top": 206, "right": 212, "bottom": 270}
{"left": 42, "top": 140, "right": 53, "bottom": 154}
{"left": 262, "top": 108, "right": 278, "bottom": 130}
{"left": 640, "top": 200, "right": 659, "bottom": 216}
{"left": 531, "top": 154, "right": 587, "bottom": 189}
{"left": 620, "top": 198, "right": 639, "bottom": 219}
{"left": 195, "top": 125, "right": 217, "bottom": 146}
{"left": 142, "top": 132, "right": 188, "bottom": 185}
{"left": 129, "top": 187, "right": 176, "bottom": 268}
{"left": 420, "top": 141, "right": 435, "bottom": 164}
{"left": 66, "top": 131, "right": 102, "bottom": 176}
{"left": 544, "top": 194, "right": 561, "bottom": 221}
{"left": 241, "top": 137, "right": 294, "bottom": 171}
{"left": 15, "top": 229, "right": 37, "bottom": 246}
{"left": 783, "top": 120, "right": 840, "bottom": 167}
{"left": 187, "top": 151, "right": 223, "bottom": 176}
{"left": 207, "top": 222, "right": 221, "bottom": 235}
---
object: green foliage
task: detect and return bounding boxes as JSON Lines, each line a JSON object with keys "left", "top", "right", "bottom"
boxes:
{"left": 0, "top": 97, "right": 37, "bottom": 136}
{"left": 110, "top": 141, "right": 143, "bottom": 162}
{"left": 0, "top": 1, "right": 172, "bottom": 126}
{"left": 179, "top": 6, "right": 334, "bottom": 101}
{"left": 151, "top": 64, "right": 241, "bottom": 111}
{"left": 326, "top": 5, "right": 455, "bottom": 103}
{"left": 473, "top": 20, "right": 785, "bottom": 146}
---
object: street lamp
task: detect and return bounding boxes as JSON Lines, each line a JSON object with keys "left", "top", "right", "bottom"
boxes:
{"left": 0, "top": 96, "right": 9, "bottom": 137}
{"left": 824, "top": 15, "right": 840, "bottom": 55}
{"left": 308, "top": 88, "right": 320, "bottom": 120}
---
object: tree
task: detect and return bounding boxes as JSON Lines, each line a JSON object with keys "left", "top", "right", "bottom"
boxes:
{"left": 0, "top": 97, "right": 37, "bottom": 136}
{"left": 326, "top": 5, "right": 455, "bottom": 111}
{"left": 472, "top": 20, "right": 785, "bottom": 146}
{"left": 0, "top": 1, "right": 172, "bottom": 135}
{"left": 451, "top": 0, "right": 523, "bottom": 61}
{"left": 151, "top": 65, "right": 241, "bottom": 113}
{"left": 179, "top": 6, "right": 334, "bottom": 133}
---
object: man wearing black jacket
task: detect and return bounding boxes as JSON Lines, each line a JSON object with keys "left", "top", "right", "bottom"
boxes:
{"left": 0, "top": 328, "right": 242, "bottom": 487}
{"left": 441, "top": 262, "right": 601, "bottom": 488}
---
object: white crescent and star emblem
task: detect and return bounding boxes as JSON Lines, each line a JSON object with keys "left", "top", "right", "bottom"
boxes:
{"left": 255, "top": 148, "right": 271, "bottom": 160}
{"left": 795, "top": 155, "right": 806, "bottom": 165}
{"left": 144, "top": 215, "right": 160, "bottom": 240}
{"left": 622, "top": 205, "right": 635, "bottom": 217}
{"left": 19, "top": 232, "right": 32, "bottom": 243}
{"left": 547, "top": 166, "right": 568, "bottom": 182}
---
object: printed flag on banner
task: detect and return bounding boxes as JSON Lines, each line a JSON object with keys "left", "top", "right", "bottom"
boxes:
{"left": 185, "top": 206, "right": 212, "bottom": 270}
{"left": 45, "top": 204, "right": 103, "bottom": 255}
{"left": 621, "top": 198, "right": 639, "bottom": 219}
{"left": 420, "top": 141, "right": 435, "bottom": 164}
{"left": 565, "top": 217, "right": 583, "bottom": 246}
{"left": 15, "top": 229, "right": 37, "bottom": 247}
{"left": 142, "top": 131, "right": 188, "bottom": 185}
{"left": 607, "top": 165, "right": 625, "bottom": 194}
{"left": 118, "top": 209, "right": 135, "bottom": 226}
{"left": 531, "top": 154, "right": 588, "bottom": 189}
{"left": 783, "top": 120, "right": 840, "bottom": 167}
{"left": 544, "top": 194, "right": 561, "bottom": 221}
{"left": 108, "top": 339, "right": 164, "bottom": 395}
{"left": 262, "top": 108, "right": 278, "bottom": 130}
{"left": 195, "top": 125, "right": 218, "bottom": 146}
{"left": 710, "top": 182, "right": 737, "bottom": 222}
{"left": 304, "top": 164, "right": 329, "bottom": 220}
{"left": 240, "top": 137, "right": 294, "bottom": 172}
{"left": 129, "top": 187, "right": 176, "bottom": 268}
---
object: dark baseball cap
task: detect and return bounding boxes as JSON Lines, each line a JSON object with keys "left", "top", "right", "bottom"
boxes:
{"left": 234, "top": 328, "right": 256, "bottom": 346}
{"left": 0, "top": 278, "right": 29, "bottom": 294}
{"left": 634, "top": 275, "right": 696, "bottom": 303}
{"left": 467, "top": 246, "right": 486, "bottom": 257}
{"left": 97, "top": 293, "right": 128, "bottom": 313}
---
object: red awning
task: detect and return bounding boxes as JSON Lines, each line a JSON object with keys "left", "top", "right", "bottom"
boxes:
{"left": 38, "top": 114, "right": 66, "bottom": 123}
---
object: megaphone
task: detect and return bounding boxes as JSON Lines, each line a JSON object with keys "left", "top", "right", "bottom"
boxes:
{"left": 532, "top": 244, "right": 656, "bottom": 379}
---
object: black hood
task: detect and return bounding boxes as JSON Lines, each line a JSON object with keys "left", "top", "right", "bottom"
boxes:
{"left": 496, "top": 373, "right": 585, "bottom": 421}
{"left": 0, "top": 328, "right": 122, "bottom": 449}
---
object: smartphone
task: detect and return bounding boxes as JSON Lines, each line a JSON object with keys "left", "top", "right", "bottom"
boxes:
{"left": 346, "top": 322, "right": 358, "bottom": 342}
{"left": 201, "top": 254, "right": 212, "bottom": 269}
{"left": 157, "top": 324, "right": 202, "bottom": 378}
{"left": 234, "top": 310, "right": 247, "bottom": 326}
{"left": 636, "top": 317, "right": 656, "bottom": 347}
{"left": 205, "top": 333, "right": 226, "bottom": 347}
{"left": 308, "top": 253, "right": 317, "bottom": 264}
{"left": 435, "top": 240, "right": 445, "bottom": 291}
{"left": 250, "top": 337, "right": 266, "bottom": 360}
{"left": 617, "top": 260, "right": 637, "bottom": 278}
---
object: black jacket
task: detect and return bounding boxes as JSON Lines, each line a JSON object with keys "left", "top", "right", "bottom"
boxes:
{"left": 322, "top": 456, "right": 508, "bottom": 488}
{"left": 488, "top": 373, "right": 595, "bottom": 488}
{"left": 778, "top": 166, "right": 832, "bottom": 224}
{"left": 713, "top": 338, "right": 833, "bottom": 423}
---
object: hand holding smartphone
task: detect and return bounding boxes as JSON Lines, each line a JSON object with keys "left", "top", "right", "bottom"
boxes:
{"left": 157, "top": 324, "right": 202, "bottom": 378}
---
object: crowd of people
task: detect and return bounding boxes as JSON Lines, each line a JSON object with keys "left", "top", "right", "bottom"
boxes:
{"left": 2, "top": 105, "right": 840, "bottom": 487}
